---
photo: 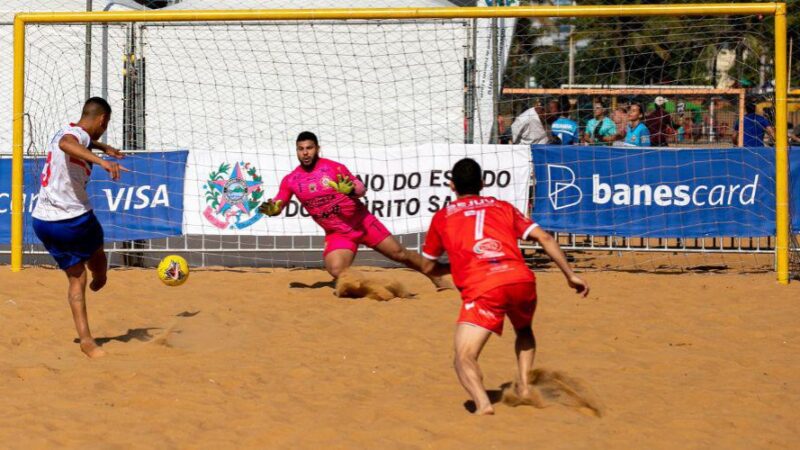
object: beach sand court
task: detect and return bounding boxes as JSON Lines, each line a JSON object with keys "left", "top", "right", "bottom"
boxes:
{"left": 0, "top": 267, "right": 798, "bottom": 448}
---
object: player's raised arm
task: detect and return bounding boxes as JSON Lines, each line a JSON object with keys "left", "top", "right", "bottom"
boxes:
{"left": 90, "top": 139, "right": 124, "bottom": 159}
{"left": 260, "top": 175, "right": 292, "bottom": 217}
{"left": 327, "top": 163, "right": 366, "bottom": 198}
{"left": 526, "top": 226, "right": 589, "bottom": 297}
{"left": 59, "top": 134, "right": 128, "bottom": 181}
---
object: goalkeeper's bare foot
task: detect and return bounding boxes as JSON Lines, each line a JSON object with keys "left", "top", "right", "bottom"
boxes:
{"left": 80, "top": 339, "right": 106, "bottom": 358}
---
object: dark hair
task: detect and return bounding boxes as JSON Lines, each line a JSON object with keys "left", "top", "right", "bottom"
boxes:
{"left": 745, "top": 99, "right": 757, "bottom": 115}
{"left": 452, "top": 158, "right": 482, "bottom": 196}
{"left": 81, "top": 97, "right": 111, "bottom": 117}
{"left": 559, "top": 95, "right": 571, "bottom": 116}
{"left": 296, "top": 131, "right": 319, "bottom": 146}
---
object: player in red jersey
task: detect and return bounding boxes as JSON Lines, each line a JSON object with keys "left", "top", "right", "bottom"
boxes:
{"left": 420, "top": 158, "right": 589, "bottom": 415}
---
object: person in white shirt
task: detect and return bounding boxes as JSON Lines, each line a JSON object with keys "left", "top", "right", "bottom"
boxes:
{"left": 511, "top": 104, "right": 550, "bottom": 145}
{"left": 31, "top": 97, "right": 127, "bottom": 358}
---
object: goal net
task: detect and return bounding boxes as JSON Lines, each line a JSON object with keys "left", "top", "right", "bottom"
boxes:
{"left": 4, "top": 3, "right": 796, "bottom": 280}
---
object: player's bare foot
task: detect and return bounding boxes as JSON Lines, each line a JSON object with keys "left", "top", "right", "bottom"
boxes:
{"left": 80, "top": 339, "right": 106, "bottom": 358}
{"left": 474, "top": 404, "right": 495, "bottom": 415}
{"left": 507, "top": 382, "right": 546, "bottom": 407}
{"left": 516, "top": 384, "right": 532, "bottom": 399}
{"left": 89, "top": 273, "right": 107, "bottom": 292}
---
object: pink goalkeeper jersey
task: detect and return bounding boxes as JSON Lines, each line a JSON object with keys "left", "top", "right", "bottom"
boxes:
{"left": 274, "top": 158, "right": 368, "bottom": 234}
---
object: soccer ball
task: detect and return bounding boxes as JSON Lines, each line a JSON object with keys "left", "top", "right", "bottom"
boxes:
{"left": 157, "top": 255, "right": 190, "bottom": 286}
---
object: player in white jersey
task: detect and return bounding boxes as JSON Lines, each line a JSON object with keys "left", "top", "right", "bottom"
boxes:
{"left": 31, "top": 97, "right": 127, "bottom": 358}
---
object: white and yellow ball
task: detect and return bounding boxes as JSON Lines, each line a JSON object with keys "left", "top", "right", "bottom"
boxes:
{"left": 157, "top": 255, "right": 190, "bottom": 286}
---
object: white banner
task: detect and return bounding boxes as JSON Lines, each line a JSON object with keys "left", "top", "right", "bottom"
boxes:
{"left": 184, "top": 144, "right": 531, "bottom": 236}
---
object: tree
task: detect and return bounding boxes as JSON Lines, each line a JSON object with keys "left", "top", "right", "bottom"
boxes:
{"left": 503, "top": 0, "right": 797, "bottom": 89}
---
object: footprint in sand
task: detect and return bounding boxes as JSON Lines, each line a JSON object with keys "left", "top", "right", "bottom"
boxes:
{"left": 149, "top": 312, "right": 231, "bottom": 351}
{"left": 14, "top": 364, "right": 60, "bottom": 380}
{"left": 500, "top": 368, "right": 604, "bottom": 417}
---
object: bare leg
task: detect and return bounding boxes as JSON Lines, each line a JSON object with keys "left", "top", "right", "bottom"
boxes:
{"left": 87, "top": 247, "right": 108, "bottom": 292}
{"left": 65, "top": 263, "right": 105, "bottom": 358}
{"left": 454, "top": 323, "right": 494, "bottom": 415}
{"left": 324, "top": 249, "right": 356, "bottom": 279}
{"left": 372, "top": 236, "right": 453, "bottom": 290}
{"left": 514, "top": 325, "right": 536, "bottom": 397}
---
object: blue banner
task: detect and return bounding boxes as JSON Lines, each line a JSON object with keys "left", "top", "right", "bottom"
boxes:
{"left": 792, "top": 148, "right": 800, "bottom": 233}
{"left": 532, "top": 145, "right": 800, "bottom": 238}
{"left": 1, "top": 150, "right": 187, "bottom": 244}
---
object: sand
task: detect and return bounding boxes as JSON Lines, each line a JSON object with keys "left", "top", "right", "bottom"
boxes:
{"left": 1, "top": 266, "right": 799, "bottom": 449}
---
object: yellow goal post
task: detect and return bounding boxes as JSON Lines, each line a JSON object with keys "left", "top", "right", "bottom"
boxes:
{"left": 8, "top": 3, "right": 790, "bottom": 283}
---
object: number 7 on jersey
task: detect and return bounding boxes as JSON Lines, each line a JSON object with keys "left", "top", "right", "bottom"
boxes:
{"left": 463, "top": 209, "right": 486, "bottom": 240}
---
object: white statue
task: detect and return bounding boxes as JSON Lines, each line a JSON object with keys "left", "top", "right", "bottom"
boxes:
{"left": 715, "top": 48, "right": 737, "bottom": 89}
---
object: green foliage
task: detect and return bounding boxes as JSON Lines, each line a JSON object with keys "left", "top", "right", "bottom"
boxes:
{"left": 204, "top": 162, "right": 230, "bottom": 210}
{"left": 246, "top": 166, "right": 264, "bottom": 212}
{"left": 504, "top": 0, "right": 798, "bottom": 90}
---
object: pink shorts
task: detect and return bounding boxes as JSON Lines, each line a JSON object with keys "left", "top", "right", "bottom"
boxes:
{"left": 323, "top": 214, "right": 392, "bottom": 257}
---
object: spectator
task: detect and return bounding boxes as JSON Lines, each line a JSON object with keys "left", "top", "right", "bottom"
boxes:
{"left": 610, "top": 105, "right": 629, "bottom": 143}
{"left": 733, "top": 99, "right": 775, "bottom": 147}
{"left": 497, "top": 114, "right": 512, "bottom": 144}
{"left": 510, "top": 104, "right": 549, "bottom": 145}
{"left": 679, "top": 115, "right": 694, "bottom": 144}
{"left": 623, "top": 103, "right": 651, "bottom": 146}
{"left": 583, "top": 101, "right": 617, "bottom": 145}
{"left": 550, "top": 97, "right": 579, "bottom": 145}
{"left": 544, "top": 99, "right": 560, "bottom": 128}
{"left": 717, "top": 121, "right": 731, "bottom": 141}
{"left": 644, "top": 96, "right": 676, "bottom": 147}
{"left": 681, "top": 98, "right": 705, "bottom": 142}
{"left": 676, "top": 122, "right": 686, "bottom": 144}
{"left": 788, "top": 122, "right": 800, "bottom": 144}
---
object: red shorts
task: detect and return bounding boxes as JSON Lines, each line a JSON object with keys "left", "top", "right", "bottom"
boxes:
{"left": 323, "top": 213, "right": 392, "bottom": 257}
{"left": 457, "top": 281, "right": 537, "bottom": 336}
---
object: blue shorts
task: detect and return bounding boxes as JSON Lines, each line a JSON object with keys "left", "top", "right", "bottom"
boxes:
{"left": 32, "top": 211, "right": 104, "bottom": 270}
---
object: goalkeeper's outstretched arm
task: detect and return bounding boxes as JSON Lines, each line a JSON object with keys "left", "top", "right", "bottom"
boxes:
{"left": 260, "top": 176, "right": 292, "bottom": 217}
{"left": 259, "top": 199, "right": 284, "bottom": 217}
{"left": 328, "top": 163, "right": 367, "bottom": 198}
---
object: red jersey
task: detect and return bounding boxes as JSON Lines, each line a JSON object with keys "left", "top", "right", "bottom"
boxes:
{"left": 422, "top": 196, "right": 538, "bottom": 301}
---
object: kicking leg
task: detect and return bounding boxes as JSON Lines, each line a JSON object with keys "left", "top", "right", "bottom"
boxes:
{"left": 87, "top": 247, "right": 108, "bottom": 292}
{"left": 372, "top": 236, "right": 453, "bottom": 290}
{"left": 514, "top": 325, "right": 536, "bottom": 397}
{"left": 65, "top": 263, "right": 105, "bottom": 358}
{"left": 324, "top": 248, "right": 356, "bottom": 279}
{"left": 454, "top": 323, "right": 494, "bottom": 415}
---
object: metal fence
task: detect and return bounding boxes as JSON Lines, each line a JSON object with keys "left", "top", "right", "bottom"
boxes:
{"left": 1, "top": 230, "right": 787, "bottom": 270}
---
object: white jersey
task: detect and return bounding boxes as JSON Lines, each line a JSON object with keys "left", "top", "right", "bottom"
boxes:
{"left": 31, "top": 124, "right": 94, "bottom": 221}
{"left": 511, "top": 106, "right": 549, "bottom": 145}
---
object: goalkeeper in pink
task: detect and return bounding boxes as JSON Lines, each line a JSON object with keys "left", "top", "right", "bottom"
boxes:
{"left": 260, "top": 131, "right": 450, "bottom": 288}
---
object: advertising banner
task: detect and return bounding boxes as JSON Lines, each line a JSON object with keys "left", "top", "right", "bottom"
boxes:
{"left": 185, "top": 144, "right": 532, "bottom": 236}
{"left": 531, "top": 146, "right": 793, "bottom": 238}
{"left": 0, "top": 151, "right": 187, "bottom": 244}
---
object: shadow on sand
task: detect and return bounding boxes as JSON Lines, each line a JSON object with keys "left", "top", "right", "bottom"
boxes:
{"left": 74, "top": 327, "right": 162, "bottom": 346}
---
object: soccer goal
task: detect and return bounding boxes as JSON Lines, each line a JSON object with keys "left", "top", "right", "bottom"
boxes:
{"left": 5, "top": 3, "right": 794, "bottom": 283}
